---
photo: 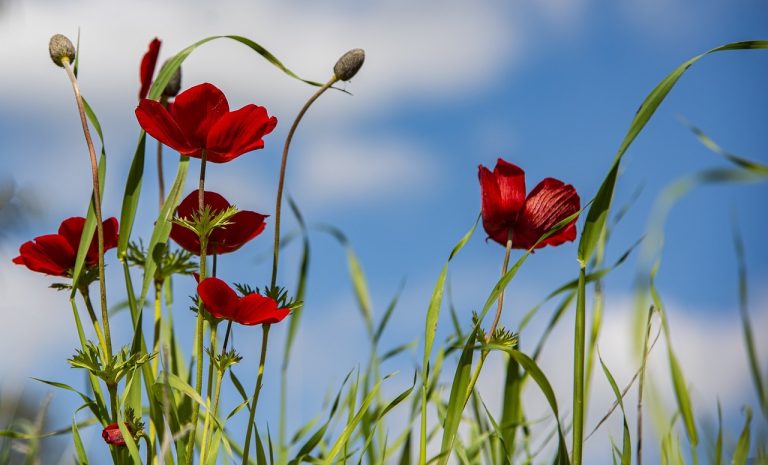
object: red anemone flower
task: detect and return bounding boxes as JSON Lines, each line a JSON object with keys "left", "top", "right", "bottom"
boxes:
{"left": 197, "top": 277, "right": 290, "bottom": 326}
{"left": 102, "top": 422, "right": 131, "bottom": 447}
{"left": 12, "top": 217, "right": 119, "bottom": 277}
{"left": 135, "top": 83, "right": 277, "bottom": 163}
{"left": 169, "top": 190, "right": 267, "bottom": 256}
{"left": 139, "top": 37, "right": 161, "bottom": 100}
{"left": 479, "top": 158, "right": 580, "bottom": 250}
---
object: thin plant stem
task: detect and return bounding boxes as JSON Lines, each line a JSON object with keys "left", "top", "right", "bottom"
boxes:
{"left": 187, "top": 152, "right": 209, "bottom": 465}
{"left": 636, "top": 306, "right": 654, "bottom": 465}
{"left": 486, "top": 230, "right": 514, "bottom": 342}
{"left": 157, "top": 96, "right": 168, "bottom": 209}
{"left": 79, "top": 287, "right": 109, "bottom": 359}
{"left": 152, "top": 279, "right": 163, "bottom": 375}
{"left": 270, "top": 77, "right": 338, "bottom": 288}
{"left": 61, "top": 59, "right": 112, "bottom": 360}
{"left": 572, "top": 266, "right": 587, "bottom": 465}
{"left": 201, "top": 321, "right": 232, "bottom": 463}
{"left": 241, "top": 324, "right": 271, "bottom": 464}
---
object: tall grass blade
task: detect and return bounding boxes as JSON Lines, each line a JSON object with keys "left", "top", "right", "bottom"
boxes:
{"left": 731, "top": 407, "right": 752, "bottom": 465}
{"left": 598, "top": 350, "right": 631, "bottom": 465}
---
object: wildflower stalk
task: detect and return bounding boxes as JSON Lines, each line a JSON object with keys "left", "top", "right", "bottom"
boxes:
{"left": 79, "top": 287, "right": 109, "bottom": 360}
{"left": 201, "top": 321, "right": 232, "bottom": 463}
{"left": 270, "top": 76, "right": 338, "bottom": 288}
{"left": 152, "top": 279, "right": 163, "bottom": 375}
{"left": 572, "top": 266, "right": 587, "bottom": 465}
{"left": 157, "top": 96, "right": 168, "bottom": 209}
{"left": 61, "top": 58, "right": 112, "bottom": 361}
{"left": 187, "top": 151, "right": 210, "bottom": 465}
{"left": 241, "top": 324, "right": 271, "bottom": 464}
{"left": 486, "top": 230, "right": 514, "bottom": 342}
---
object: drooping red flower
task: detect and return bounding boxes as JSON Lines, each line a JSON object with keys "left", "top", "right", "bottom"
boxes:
{"left": 12, "top": 217, "right": 119, "bottom": 277}
{"left": 169, "top": 190, "right": 267, "bottom": 256}
{"left": 139, "top": 37, "right": 161, "bottom": 100}
{"left": 197, "top": 277, "right": 289, "bottom": 325}
{"left": 135, "top": 83, "right": 277, "bottom": 163}
{"left": 102, "top": 422, "right": 131, "bottom": 447}
{"left": 479, "top": 158, "right": 580, "bottom": 250}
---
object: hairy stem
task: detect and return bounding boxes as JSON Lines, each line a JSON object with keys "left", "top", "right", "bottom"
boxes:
{"left": 271, "top": 77, "right": 338, "bottom": 288}
{"left": 62, "top": 59, "right": 111, "bottom": 360}
{"left": 242, "top": 324, "right": 271, "bottom": 464}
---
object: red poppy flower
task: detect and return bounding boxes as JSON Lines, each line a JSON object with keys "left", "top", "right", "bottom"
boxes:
{"left": 169, "top": 190, "right": 267, "bottom": 256}
{"left": 12, "top": 217, "right": 119, "bottom": 277}
{"left": 139, "top": 37, "right": 161, "bottom": 100}
{"left": 135, "top": 83, "right": 277, "bottom": 163}
{"left": 479, "top": 158, "right": 580, "bottom": 250}
{"left": 102, "top": 422, "right": 131, "bottom": 447}
{"left": 197, "top": 277, "right": 289, "bottom": 325}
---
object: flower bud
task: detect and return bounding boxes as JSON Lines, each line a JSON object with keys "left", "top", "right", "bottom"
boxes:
{"left": 48, "top": 34, "right": 76, "bottom": 67}
{"left": 333, "top": 48, "right": 365, "bottom": 81}
{"left": 162, "top": 59, "right": 182, "bottom": 98}
{"left": 102, "top": 422, "right": 131, "bottom": 447}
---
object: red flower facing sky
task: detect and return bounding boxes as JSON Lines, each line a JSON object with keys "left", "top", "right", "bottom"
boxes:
{"left": 197, "top": 277, "right": 289, "bottom": 326}
{"left": 170, "top": 190, "right": 267, "bottom": 256}
{"left": 479, "top": 158, "right": 580, "bottom": 250}
{"left": 135, "top": 82, "right": 277, "bottom": 163}
{"left": 13, "top": 217, "right": 119, "bottom": 277}
{"left": 102, "top": 423, "right": 130, "bottom": 447}
{"left": 138, "top": 37, "right": 161, "bottom": 100}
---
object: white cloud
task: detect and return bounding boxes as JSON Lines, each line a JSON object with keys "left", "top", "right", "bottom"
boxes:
{"left": 293, "top": 135, "right": 437, "bottom": 208}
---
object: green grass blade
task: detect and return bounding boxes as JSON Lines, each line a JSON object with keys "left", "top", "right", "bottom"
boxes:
{"left": 420, "top": 217, "right": 479, "bottom": 464}
{"left": 321, "top": 380, "right": 382, "bottom": 465}
{"left": 679, "top": 117, "right": 768, "bottom": 175}
{"left": 117, "top": 133, "right": 146, "bottom": 258}
{"left": 577, "top": 40, "right": 768, "bottom": 266}
{"left": 731, "top": 407, "right": 752, "bottom": 465}
{"left": 499, "top": 356, "right": 522, "bottom": 460}
{"left": 732, "top": 219, "right": 768, "bottom": 420}
{"left": 597, "top": 351, "right": 631, "bottom": 465}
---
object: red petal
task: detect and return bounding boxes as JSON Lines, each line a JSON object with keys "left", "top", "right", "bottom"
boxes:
{"left": 234, "top": 293, "right": 289, "bottom": 325}
{"left": 102, "top": 423, "right": 129, "bottom": 447}
{"left": 206, "top": 105, "right": 277, "bottom": 163}
{"left": 139, "top": 38, "right": 161, "bottom": 100}
{"left": 170, "top": 83, "right": 229, "bottom": 149}
{"left": 209, "top": 210, "right": 267, "bottom": 255}
{"left": 515, "top": 178, "right": 580, "bottom": 249}
{"left": 58, "top": 217, "right": 86, "bottom": 251}
{"left": 136, "top": 99, "right": 197, "bottom": 154}
{"left": 85, "top": 217, "right": 119, "bottom": 265}
{"left": 197, "top": 277, "right": 240, "bottom": 320}
{"left": 14, "top": 235, "right": 75, "bottom": 276}
{"left": 176, "top": 190, "right": 231, "bottom": 218}
{"left": 169, "top": 222, "right": 202, "bottom": 255}
{"left": 479, "top": 158, "right": 526, "bottom": 246}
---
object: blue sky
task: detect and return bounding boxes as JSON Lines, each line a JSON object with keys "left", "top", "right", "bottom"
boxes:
{"left": 0, "top": 1, "right": 766, "bottom": 463}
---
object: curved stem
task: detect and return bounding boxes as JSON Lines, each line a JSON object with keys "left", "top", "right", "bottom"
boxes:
{"left": 270, "top": 77, "right": 338, "bottom": 288}
{"left": 62, "top": 59, "right": 111, "bottom": 360}
{"left": 241, "top": 324, "right": 271, "bottom": 464}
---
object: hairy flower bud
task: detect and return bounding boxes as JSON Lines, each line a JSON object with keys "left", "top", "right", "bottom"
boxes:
{"left": 162, "top": 59, "right": 182, "bottom": 98}
{"left": 48, "top": 34, "right": 76, "bottom": 67}
{"left": 333, "top": 48, "right": 365, "bottom": 81}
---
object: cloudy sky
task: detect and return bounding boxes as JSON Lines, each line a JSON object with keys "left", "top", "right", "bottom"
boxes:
{"left": 0, "top": 0, "right": 766, "bottom": 463}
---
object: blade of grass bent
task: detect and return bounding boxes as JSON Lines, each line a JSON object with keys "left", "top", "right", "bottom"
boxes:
{"left": 578, "top": 40, "right": 768, "bottom": 267}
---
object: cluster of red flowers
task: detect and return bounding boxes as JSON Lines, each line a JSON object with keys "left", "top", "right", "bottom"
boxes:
{"left": 18, "top": 37, "right": 581, "bottom": 450}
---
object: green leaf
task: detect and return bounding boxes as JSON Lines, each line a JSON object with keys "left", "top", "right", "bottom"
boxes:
{"left": 578, "top": 40, "right": 768, "bottom": 266}
{"left": 598, "top": 351, "right": 631, "bottom": 465}
{"left": 731, "top": 407, "right": 752, "bottom": 465}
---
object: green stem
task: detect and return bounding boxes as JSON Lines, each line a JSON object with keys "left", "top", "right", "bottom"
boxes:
{"left": 62, "top": 58, "right": 111, "bottom": 360}
{"left": 79, "top": 287, "right": 109, "bottom": 360}
{"left": 572, "top": 266, "right": 587, "bottom": 465}
{"left": 157, "top": 96, "right": 168, "bottom": 210}
{"left": 486, "top": 230, "right": 513, "bottom": 342}
{"left": 270, "top": 77, "right": 338, "bottom": 289}
{"left": 69, "top": 296, "right": 109, "bottom": 420}
{"left": 152, "top": 279, "right": 163, "bottom": 376}
{"left": 201, "top": 322, "right": 231, "bottom": 464}
{"left": 242, "top": 324, "right": 271, "bottom": 464}
{"left": 187, "top": 152, "right": 209, "bottom": 465}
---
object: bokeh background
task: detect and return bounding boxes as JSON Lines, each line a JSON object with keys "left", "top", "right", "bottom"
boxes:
{"left": 0, "top": 0, "right": 766, "bottom": 463}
